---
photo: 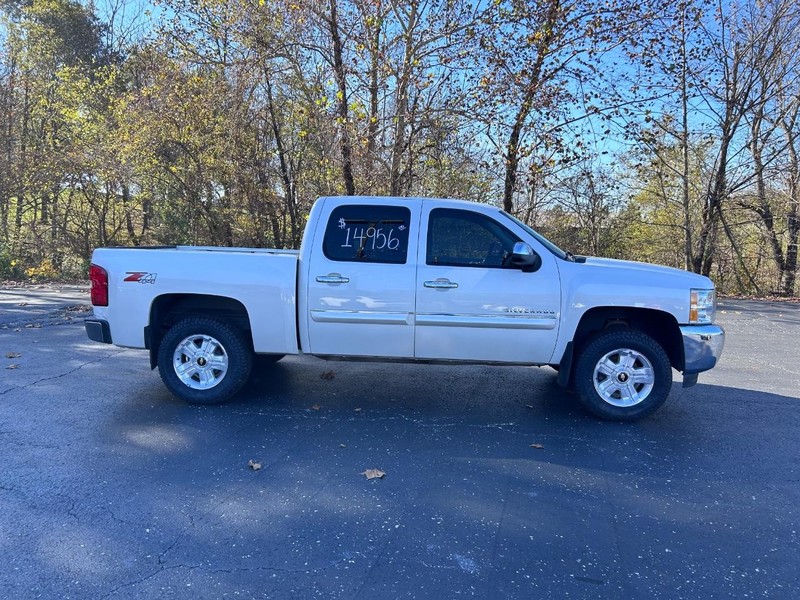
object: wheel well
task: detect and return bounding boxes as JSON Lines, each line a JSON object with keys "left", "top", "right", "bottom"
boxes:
{"left": 147, "top": 294, "right": 253, "bottom": 368}
{"left": 566, "top": 307, "right": 684, "bottom": 373}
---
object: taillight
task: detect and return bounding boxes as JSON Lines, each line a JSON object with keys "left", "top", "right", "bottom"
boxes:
{"left": 90, "top": 263, "right": 109, "bottom": 306}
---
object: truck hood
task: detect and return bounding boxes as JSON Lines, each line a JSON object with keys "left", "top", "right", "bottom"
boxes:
{"left": 579, "top": 256, "right": 714, "bottom": 288}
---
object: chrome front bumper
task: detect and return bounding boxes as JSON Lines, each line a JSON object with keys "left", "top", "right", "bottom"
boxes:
{"left": 679, "top": 324, "right": 725, "bottom": 387}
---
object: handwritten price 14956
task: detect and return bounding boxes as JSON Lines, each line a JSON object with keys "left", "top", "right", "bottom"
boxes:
{"left": 341, "top": 227, "right": 401, "bottom": 251}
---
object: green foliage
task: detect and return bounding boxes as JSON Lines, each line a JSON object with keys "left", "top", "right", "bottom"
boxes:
{"left": 0, "top": 0, "right": 797, "bottom": 295}
{"left": 0, "top": 247, "right": 25, "bottom": 280}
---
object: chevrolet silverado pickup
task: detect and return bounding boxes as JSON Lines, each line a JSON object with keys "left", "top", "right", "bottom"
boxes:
{"left": 85, "top": 196, "right": 724, "bottom": 421}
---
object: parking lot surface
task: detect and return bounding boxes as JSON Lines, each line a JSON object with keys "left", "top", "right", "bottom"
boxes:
{"left": 1, "top": 289, "right": 798, "bottom": 599}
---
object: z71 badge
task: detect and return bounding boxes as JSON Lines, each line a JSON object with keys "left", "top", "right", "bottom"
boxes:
{"left": 124, "top": 272, "right": 157, "bottom": 284}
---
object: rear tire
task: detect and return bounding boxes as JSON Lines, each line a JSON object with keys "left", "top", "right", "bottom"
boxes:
{"left": 574, "top": 329, "right": 672, "bottom": 422}
{"left": 157, "top": 316, "right": 252, "bottom": 405}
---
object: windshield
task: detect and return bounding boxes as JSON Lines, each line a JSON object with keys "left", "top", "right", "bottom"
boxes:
{"left": 499, "top": 211, "right": 569, "bottom": 260}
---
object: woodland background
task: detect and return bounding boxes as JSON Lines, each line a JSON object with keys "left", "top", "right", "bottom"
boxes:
{"left": 1, "top": 0, "right": 798, "bottom": 296}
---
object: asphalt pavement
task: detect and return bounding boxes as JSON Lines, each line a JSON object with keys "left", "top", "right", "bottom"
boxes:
{"left": 0, "top": 284, "right": 91, "bottom": 328}
{"left": 0, "top": 288, "right": 798, "bottom": 599}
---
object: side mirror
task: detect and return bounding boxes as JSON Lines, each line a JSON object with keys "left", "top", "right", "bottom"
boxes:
{"left": 510, "top": 242, "right": 542, "bottom": 273}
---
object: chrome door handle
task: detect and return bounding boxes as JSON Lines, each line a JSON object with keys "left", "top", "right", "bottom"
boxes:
{"left": 316, "top": 274, "right": 350, "bottom": 284}
{"left": 424, "top": 279, "right": 458, "bottom": 289}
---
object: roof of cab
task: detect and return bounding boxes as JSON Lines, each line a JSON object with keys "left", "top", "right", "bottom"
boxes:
{"left": 318, "top": 195, "right": 501, "bottom": 212}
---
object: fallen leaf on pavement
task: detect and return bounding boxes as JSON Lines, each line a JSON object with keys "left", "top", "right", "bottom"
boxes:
{"left": 248, "top": 459, "right": 262, "bottom": 471}
{"left": 5, "top": 352, "right": 21, "bottom": 359}
{"left": 529, "top": 443, "right": 544, "bottom": 449}
{"left": 320, "top": 370, "right": 336, "bottom": 380}
{"left": 66, "top": 305, "right": 91, "bottom": 313}
{"left": 361, "top": 469, "right": 385, "bottom": 480}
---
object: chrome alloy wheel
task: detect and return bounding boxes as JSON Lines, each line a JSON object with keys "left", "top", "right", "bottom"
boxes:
{"left": 172, "top": 334, "right": 229, "bottom": 390}
{"left": 592, "top": 347, "right": 655, "bottom": 407}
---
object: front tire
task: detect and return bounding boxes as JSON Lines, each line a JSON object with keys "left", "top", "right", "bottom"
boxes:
{"left": 157, "top": 316, "right": 253, "bottom": 405}
{"left": 574, "top": 329, "right": 672, "bottom": 422}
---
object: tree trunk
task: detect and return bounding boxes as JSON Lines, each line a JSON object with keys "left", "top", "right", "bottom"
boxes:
{"left": 366, "top": 2, "right": 382, "bottom": 165}
{"left": 265, "top": 76, "right": 298, "bottom": 247}
{"left": 41, "top": 191, "right": 50, "bottom": 225}
{"left": 784, "top": 123, "right": 799, "bottom": 295}
{"left": 122, "top": 183, "right": 140, "bottom": 246}
{"left": 693, "top": 125, "right": 733, "bottom": 275}
{"left": 329, "top": 0, "right": 356, "bottom": 196}
{"left": 389, "top": 2, "right": 418, "bottom": 196}
{"left": 501, "top": 0, "right": 560, "bottom": 214}
{"left": 717, "top": 202, "right": 760, "bottom": 294}
{"left": 679, "top": 5, "right": 693, "bottom": 271}
{"left": 502, "top": 115, "right": 526, "bottom": 214}
{"left": 14, "top": 81, "right": 29, "bottom": 241}
{"left": 49, "top": 183, "right": 60, "bottom": 268}
{"left": 141, "top": 195, "right": 151, "bottom": 238}
{"left": 750, "top": 107, "right": 786, "bottom": 276}
{"left": 0, "top": 54, "right": 15, "bottom": 240}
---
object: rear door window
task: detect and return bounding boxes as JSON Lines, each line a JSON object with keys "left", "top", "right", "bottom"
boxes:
{"left": 323, "top": 205, "right": 411, "bottom": 264}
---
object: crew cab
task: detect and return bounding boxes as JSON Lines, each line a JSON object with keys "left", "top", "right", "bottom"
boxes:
{"left": 85, "top": 196, "right": 725, "bottom": 421}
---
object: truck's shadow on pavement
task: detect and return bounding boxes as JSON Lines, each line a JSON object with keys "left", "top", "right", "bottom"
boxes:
{"left": 97, "top": 359, "right": 800, "bottom": 598}
{"left": 125, "top": 356, "right": 799, "bottom": 467}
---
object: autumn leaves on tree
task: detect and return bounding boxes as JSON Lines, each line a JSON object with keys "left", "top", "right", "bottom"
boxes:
{"left": 0, "top": 0, "right": 798, "bottom": 295}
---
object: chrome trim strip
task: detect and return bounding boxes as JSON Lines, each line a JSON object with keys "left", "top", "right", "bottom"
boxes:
{"left": 679, "top": 324, "right": 725, "bottom": 376}
{"left": 310, "top": 310, "right": 411, "bottom": 325}
{"left": 416, "top": 314, "right": 557, "bottom": 330}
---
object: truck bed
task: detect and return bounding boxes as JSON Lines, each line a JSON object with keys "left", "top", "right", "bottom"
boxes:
{"left": 90, "top": 246, "right": 300, "bottom": 354}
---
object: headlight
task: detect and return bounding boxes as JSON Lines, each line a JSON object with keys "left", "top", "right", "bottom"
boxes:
{"left": 689, "top": 289, "right": 716, "bottom": 324}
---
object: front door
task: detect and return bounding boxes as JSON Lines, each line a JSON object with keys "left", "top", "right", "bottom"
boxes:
{"left": 305, "top": 199, "right": 421, "bottom": 358}
{"left": 414, "top": 206, "right": 561, "bottom": 364}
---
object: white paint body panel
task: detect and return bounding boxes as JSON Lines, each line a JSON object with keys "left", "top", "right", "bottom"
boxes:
{"left": 302, "top": 197, "right": 421, "bottom": 357}
{"left": 91, "top": 246, "right": 298, "bottom": 354}
{"left": 550, "top": 257, "right": 715, "bottom": 364}
{"left": 414, "top": 201, "right": 561, "bottom": 363}
{"left": 91, "top": 196, "right": 717, "bottom": 368}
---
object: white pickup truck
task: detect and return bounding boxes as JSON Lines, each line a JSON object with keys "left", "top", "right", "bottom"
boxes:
{"left": 85, "top": 196, "right": 724, "bottom": 421}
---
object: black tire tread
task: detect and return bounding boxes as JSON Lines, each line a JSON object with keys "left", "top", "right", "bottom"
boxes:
{"left": 574, "top": 328, "right": 672, "bottom": 422}
{"left": 157, "top": 316, "right": 252, "bottom": 405}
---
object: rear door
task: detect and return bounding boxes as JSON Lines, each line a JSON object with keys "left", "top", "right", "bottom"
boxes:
{"left": 305, "top": 199, "right": 421, "bottom": 357}
{"left": 414, "top": 205, "right": 561, "bottom": 363}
